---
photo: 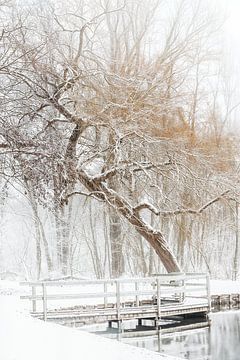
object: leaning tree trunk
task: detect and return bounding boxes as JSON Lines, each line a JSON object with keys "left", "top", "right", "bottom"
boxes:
{"left": 77, "top": 171, "right": 181, "bottom": 273}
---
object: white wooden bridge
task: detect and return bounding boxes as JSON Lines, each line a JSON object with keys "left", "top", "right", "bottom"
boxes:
{"left": 20, "top": 272, "right": 211, "bottom": 328}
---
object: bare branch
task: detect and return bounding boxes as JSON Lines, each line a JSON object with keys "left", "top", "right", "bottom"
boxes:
{"left": 134, "top": 190, "right": 231, "bottom": 217}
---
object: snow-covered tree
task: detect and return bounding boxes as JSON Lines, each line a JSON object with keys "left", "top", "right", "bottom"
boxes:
{"left": 0, "top": 0, "right": 238, "bottom": 276}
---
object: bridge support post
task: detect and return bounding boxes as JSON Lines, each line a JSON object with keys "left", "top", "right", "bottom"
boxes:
{"left": 117, "top": 320, "right": 123, "bottom": 332}
{"left": 108, "top": 319, "right": 123, "bottom": 331}
{"left": 108, "top": 320, "right": 112, "bottom": 328}
{"left": 155, "top": 318, "right": 161, "bottom": 328}
{"left": 157, "top": 329, "right": 161, "bottom": 353}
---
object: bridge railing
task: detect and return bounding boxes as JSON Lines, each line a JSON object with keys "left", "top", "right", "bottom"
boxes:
{"left": 20, "top": 272, "right": 210, "bottom": 321}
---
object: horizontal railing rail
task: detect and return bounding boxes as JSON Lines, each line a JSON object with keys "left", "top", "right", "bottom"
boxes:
{"left": 20, "top": 272, "right": 210, "bottom": 321}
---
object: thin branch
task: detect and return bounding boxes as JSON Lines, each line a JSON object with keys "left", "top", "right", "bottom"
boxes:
{"left": 92, "top": 160, "right": 173, "bottom": 181}
{"left": 61, "top": 190, "right": 106, "bottom": 205}
{"left": 134, "top": 190, "right": 231, "bottom": 217}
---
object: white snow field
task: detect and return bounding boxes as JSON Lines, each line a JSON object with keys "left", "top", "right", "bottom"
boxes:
{"left": 0, "top": 281, "right": 181, "bottom": 360}
{"left": 1, "top": 279, "right": 239, "bottom": 360}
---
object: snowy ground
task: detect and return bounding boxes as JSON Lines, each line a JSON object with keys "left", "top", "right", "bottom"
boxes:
{"left": 210, "top": 279, "right": 240, "bottom": 295}
{"left": 0, "top": 281, "right": 181, "bottom": 360}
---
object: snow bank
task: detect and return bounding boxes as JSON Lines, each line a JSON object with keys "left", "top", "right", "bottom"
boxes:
{"left": 0, "top": 281, "right": 181, "bottom": 360}
{"left": 2, "top": 278, "right": 239, "bottom": 360}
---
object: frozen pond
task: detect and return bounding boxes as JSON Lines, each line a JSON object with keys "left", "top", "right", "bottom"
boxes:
{"left": 82, "top": 311, "right": 240, "bottom": 360}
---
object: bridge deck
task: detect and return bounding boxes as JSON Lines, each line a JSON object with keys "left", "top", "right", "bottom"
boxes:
{"left": 31, "top": 303, "right": 209, "bottom": 324}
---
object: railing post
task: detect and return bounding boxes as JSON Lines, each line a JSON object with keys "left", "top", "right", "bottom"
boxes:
{"left": 135, "top": 281, "right": 139, "bottom": 306}
{"left": 32, "top": 286, "right": 36, "bottom": 313}
{"left": 156, "top": 277, "right": 161, "bottom": 325}
{"left": 181, "top": 276, "right": 185, "bottom": 303}
{"left": 206, "top": 274, "right": 211, "bottom": 312}
{"left": 42, "top": 283, "right": 47, "bottom": 321}
{"left": 116, "top": 280, "right": 121, "bottom": 322}
{"left": 104, "top": 281, "right": 108, "bottom": 308}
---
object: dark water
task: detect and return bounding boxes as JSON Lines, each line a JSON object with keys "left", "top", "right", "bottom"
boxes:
{"left": 83, "top": 312, "right": 240, "bottom": 360}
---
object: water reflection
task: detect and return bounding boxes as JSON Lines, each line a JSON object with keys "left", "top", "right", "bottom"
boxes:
{"left": 84, "top": 311, "right": 240, "bottom": 360}
{"left": 124, "top": 326, "right": 211, "bottom": 359}
{"left": 209, "top": 312, "right": 240, "bottom": 360}
{"left": 122, "top": 312, "right": 240, "bottom": 360}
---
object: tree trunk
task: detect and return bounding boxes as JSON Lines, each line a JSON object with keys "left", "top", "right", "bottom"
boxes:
{"left": 40, "top": 221, "right": 53, "bottom": 273}
{"left": 24, "top": 178, "right": 53, "bottom": 276}
{"left": 107, "top": 135, "right": 125, "bottom": 278}
{"left": 139, "top": 235, "right": 148, "bottom": 276}
{"left": 36, "top": 224, "right": 42, "bottom": 280}
{"left": 148, "top": 246, "right": 155, "bottom": 275}
{"left": 89, "top": 202, "right": 103, "bottom": 278}
{"left": 53, "top": 204, "right": 63, "bottom": 269}
{"left": 109, "top": 208, "right": 125, "bottom": 278}
{"left": 61, "top": 205, "right": 72, "bottom": 276}
{"left": 77, "top": 170, "right": 181, "bottom": 273}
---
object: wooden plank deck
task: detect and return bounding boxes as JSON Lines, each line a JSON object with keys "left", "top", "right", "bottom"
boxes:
{"left": 31, "top": 303, "right": 209, "bottom": 323}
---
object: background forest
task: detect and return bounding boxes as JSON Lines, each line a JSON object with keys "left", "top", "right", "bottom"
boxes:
{"left": 0, "top": 0, "right": 239, "bottom": 281}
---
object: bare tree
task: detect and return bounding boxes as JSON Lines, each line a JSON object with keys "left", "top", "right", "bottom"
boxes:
{"left": 0, "top": 0, "right": 238, "bottom": 276}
